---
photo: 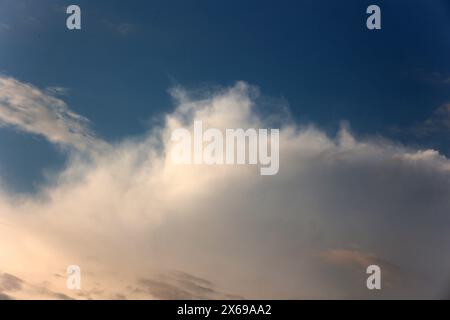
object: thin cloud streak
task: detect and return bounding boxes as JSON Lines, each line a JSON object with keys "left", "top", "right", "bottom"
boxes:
{"left": 0, "top": 76, "right": 106, "bottom": 152}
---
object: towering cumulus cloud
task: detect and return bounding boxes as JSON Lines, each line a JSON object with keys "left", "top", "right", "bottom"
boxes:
{"left": 0, "top": 76, "right": 450, "bottom": 299}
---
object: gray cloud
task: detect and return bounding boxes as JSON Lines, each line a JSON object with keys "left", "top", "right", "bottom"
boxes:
{"left": 0, "top": 270, "right": 74, "bottom": 299}
{"left": 0, "top": 292, "right": 13, "bottom": 300}
{"left": 0, "top": 273, "right": 22, "bottom": 292}
{"left": 136, "top": 271, "right": 242, "bottom": 300}
{"left": 138, "top": 279, "right": 195, "bottom": 300}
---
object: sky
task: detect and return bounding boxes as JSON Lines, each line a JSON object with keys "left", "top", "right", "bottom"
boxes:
{"left": 0, "top": 0, "right": 450, "bottom": 299}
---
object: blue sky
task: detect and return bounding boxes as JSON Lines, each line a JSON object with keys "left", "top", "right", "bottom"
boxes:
{"left": 1, "top": 0, "right": 449, "bottom": 193}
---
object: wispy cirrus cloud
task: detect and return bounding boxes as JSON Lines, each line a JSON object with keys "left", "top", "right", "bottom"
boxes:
{"left": 414, "top": 103, "right": 450, "bottom": 136}
{"left": 101, "top": 20, "right": 136, "bottom": 36}
{"left": 413, "top": 70, "right": 450, "bottom": 87}
{"left": 0, "top": 23, "right": 10, "bottom": 32}
{"left": 0, "top": 76, "right": 105, "bottom": 151}
{"left": 45, "top": 86, "right": 71, "bottom": 97}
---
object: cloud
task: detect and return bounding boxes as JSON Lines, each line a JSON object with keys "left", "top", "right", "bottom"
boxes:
{"left": 319, "top": 249, "right": 407, "bottom": 295}
{"left": 136, "top": 271, "right": 244, "bottom": 300}
{"left": 0, "top": 23, "right": 10, "bottom": 32}
{"left": 1, "top": 80, "right": 450, "bottom": 299}
{"left": 414, "top": 103, "right": 450, "bottom": 136}
{"left": 136, "top": 273, "right": 239, "bottom": 300}
{"left": 0, "top": 270, "right": 72, "bottom": 299}
{"left": 0, "top": 273, "right": 23, "bottom": 291}
{"left": 321, "top": 249, "right": 392, "bottom": 269}
{"left": 115, "top": 23, "right": 135, "bottom": 36}
{"left": 419, "top": 71, "right": 450, "bottom": 87}
{"left": 0, "top": 293, "right": 13, "bottom": 300}
{"left": 45, "top": 86, "right": 71, "bottom": 97}
{"left": 102, "top": 20, "right": 136, "bottom": 36}
{"left": 0, "top": 76, "right": 105, "bottom": 151}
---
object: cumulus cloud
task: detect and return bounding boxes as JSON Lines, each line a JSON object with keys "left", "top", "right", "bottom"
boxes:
{"left": 0, "top": 79, "right": 450, "bottom": 299}
{"left": 0, "top": 76, "right": 103, "bottom": 151}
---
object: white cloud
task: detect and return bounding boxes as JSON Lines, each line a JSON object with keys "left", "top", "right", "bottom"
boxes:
{"left": 1, "top": 79, "right": 450, "bottom": 299}
{"left": 0, "top": 76, "right": 103, "bottom": 151}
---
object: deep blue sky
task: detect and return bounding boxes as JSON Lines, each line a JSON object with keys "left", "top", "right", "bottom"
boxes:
{"left": 0, "top": 0, "right": 449, "bottom": 192}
